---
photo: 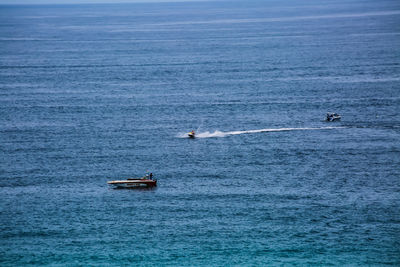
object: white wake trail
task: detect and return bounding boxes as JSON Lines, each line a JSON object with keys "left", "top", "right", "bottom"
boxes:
{"left": 180, "top": 127, "right": 345, "bottom": 138}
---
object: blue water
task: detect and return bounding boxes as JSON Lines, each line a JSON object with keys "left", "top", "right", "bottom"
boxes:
{"left": 1, "top": 0, "right": 400, "bottom": 265}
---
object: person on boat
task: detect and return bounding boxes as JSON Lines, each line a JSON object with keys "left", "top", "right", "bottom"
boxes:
{"left": 149, "top": 173, "right": 153, "bottom": 180}
{"left": 188, "top": 130, "right": 195, "bottom": 138}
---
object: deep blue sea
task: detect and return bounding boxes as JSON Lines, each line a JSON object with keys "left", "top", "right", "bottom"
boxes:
{"left": 1, "top": 0, "right": 400, "bottom": 265}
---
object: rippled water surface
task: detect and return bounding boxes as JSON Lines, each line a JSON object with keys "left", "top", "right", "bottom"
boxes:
{"left": 1, "top": 0, "right": 400, "bottom": 265}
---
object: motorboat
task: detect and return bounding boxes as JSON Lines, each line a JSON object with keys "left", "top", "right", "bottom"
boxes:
{"left": 326, "top": 112, "right": 341, "bottom": 121}
{"left": 107, "top": 174, "right": 157, "bottom": 189}
{"left": 108, "top": 179, "right": 157, "bottom": 189}
{"left": 188, "top": 130, "right": 195, "bottom": 138}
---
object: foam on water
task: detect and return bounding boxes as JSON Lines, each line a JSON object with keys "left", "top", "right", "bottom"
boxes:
{"left": 179, "top": 126, "right": 345, "bottom": 138}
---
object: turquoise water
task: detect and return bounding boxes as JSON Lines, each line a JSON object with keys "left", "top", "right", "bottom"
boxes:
{"left": 1, "top": 0, "right": 400, "bottom": 265}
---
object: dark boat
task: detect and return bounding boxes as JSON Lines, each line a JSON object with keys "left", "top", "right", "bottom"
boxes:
{"left": 107, "top": 174, "right": 157, "bottom": 189}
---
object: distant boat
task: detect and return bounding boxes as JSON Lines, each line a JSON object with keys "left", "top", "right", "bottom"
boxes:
{"left": 188, "top": 130, "right": 195, "bottom": 138}
{"left": 107, "top": 174, "right": 157, "bottom": 189}
{"left": 326, "top": 112, "right": 341, "bottom": 121}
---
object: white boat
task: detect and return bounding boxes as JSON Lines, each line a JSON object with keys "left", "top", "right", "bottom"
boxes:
{"left": 326, "top": 112, "right": 341, "bottom": 121}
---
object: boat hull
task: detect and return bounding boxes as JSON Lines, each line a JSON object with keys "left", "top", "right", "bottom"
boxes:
{"left": 107, "top": 179, "right": 157, "bottom": 189}
{"left": 326, "top": 116, "right": 341, "bottom": 121}
{"left": 326, "top": 113, "right": 341, "bottom": 122}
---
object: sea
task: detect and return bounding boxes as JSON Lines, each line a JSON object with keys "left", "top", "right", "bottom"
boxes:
{"left": 1, "top": 0, "right": 399, "bottom": 265}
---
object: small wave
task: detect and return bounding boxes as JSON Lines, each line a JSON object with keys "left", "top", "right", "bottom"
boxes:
{"left": 178, "top": 127, "right": 345, "bottom": 138}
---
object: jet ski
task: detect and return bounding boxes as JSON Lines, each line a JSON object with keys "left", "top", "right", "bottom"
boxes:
{"left": 326, "top": 112, "right": 341, "bottom": 121}
{"left": 188, "top": 131, "right": 195, "bottom": 138}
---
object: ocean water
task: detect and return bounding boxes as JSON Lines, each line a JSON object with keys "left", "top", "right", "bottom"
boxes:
{"left": 1, "top": 0, "right": 400, "bottom": 265}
